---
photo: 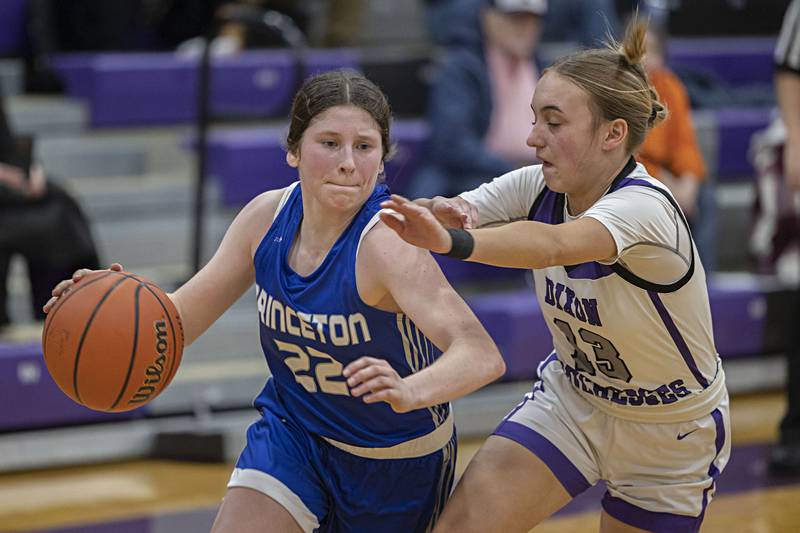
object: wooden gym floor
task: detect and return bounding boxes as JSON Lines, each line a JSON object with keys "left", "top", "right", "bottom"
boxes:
{"left": 1, "top": 391, "right": 799, "bottom": 533}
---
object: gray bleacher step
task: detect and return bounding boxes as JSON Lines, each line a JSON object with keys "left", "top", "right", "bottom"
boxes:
{"left": 6, "top": 94, "right": 87, "bottom": 136}
{"left": 0, "top": 59, "right": 22, "bottom": 97}
{"left": 37, "top": 126, "right": 193, "bottom": 179}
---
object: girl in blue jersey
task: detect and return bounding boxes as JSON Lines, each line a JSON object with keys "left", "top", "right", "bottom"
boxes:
{"left": 380, "top": 19, "right": 730, "bottom": 533}
{"left": 44, "top": 70, "right": 505, "bottom": 532}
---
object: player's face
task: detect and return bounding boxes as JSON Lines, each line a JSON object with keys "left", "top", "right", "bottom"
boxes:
{"left": 288, "top": 105, "right": 384, "bottom": 211}
{"left": 527, "top": 72, "right": 607, "bottom": 195}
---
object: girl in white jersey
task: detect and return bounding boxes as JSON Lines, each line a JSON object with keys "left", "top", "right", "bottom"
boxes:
{"left": 380, "top": 18, "right": 730, "bottom": 533}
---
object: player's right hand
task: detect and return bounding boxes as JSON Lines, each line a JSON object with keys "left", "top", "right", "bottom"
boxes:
{"left": 430, "top": 196, "right": 478, "bottom": 229}
{"left": 43, "top": 263, "right": 124, "bottom": 314}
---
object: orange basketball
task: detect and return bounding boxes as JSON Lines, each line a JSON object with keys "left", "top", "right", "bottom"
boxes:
{"left": 42, "top": 270, "right": 184, "bottom": 412}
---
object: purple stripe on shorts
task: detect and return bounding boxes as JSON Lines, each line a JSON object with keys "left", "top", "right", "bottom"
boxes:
{"left": 492, "top": 421, "right": 590, "bottom": 497}
{"left": 647, "top": 291, "right": 710, "bottom": 388}
{"left": 699, "top": 409, "right": 726, "bottom": 519}
{"left": 601, "top": 493, "right": 702, "bottom": 533}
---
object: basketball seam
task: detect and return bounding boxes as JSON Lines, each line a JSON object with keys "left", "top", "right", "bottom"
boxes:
{"left": 109, "top": 283, "right": 142, "bottom": 410}
{"left": 128, "top": 274, "right": 184, "bottom": 388}
{"left": 42, "top": 271, "right": 115, "bottom": 364}
{"left": 72, "top": 275, "right": 131, "bottom": 404}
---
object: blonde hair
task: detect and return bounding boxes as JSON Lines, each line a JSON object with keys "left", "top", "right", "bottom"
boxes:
{"left": 544, "top": 16, "right": 668, "bottom": 152}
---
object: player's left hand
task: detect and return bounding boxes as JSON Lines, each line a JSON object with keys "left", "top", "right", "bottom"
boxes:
{"left": 343, "top": 356, "right": 418, "bottom": 413}
{"left": 379, "top": 194, "right": 451, "bottom": 254}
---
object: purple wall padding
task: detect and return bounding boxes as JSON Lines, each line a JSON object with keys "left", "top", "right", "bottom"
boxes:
{"left": 668, "top": 37, "right": 776, "bottom": 87}
{"left": 708, "top": 278, "right": 768, "bottom": 359}
{"left": 467, "top": 289, "right": 551, "bottom": 381}
{"left": 200, "top": 119, "right": 431, "bottom": 206}
{"left": 0, "top": 0, "right": 28, "bottom": 55}
{"left": 205, "top": 126, "right": 294, "bottom": 205}
{"left": 50, "top": 49, "right": 362, "bottom": 127}
{"left": 715, "top": 107, "right": 773, "bottom": 181}
{"left": 0, "top": 342, "right": 141, "bottom": 431}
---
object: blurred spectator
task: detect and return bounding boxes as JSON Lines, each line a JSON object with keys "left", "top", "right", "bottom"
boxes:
{"left": 410, "top": 0, "right": 546, "bottom": 198}
{"left": 173, "top": 1, "right": 309, "bottom": 58}
{"left": 763, "top": 0, "right": 800, "bottom": 476}
{"left": 0, "top": 98, "right": 99, "bottom": 329}
{"left": 541, "top": 0, "right": 620, "bottom": 47}
{"left": 637, "top": 25, "right": 717, "bottom": 271}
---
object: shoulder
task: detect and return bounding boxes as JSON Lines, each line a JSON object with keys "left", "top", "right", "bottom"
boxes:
{"left": 359, "top": 219, "right": 426, "bottom": 271}
{"left": 235, "top": 186, "right": 290, "bottom": 256}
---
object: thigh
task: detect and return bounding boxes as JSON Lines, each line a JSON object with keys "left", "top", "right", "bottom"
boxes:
{"left": 212, "top": 487, "right": 303, "bottom": 533}
{"left": 601, "top": 399, "right": 731, "bottom": 532}
{"left": 229, "top": 410, "right": 328, "bottom": 532}
{"left": 326, "top": 435, "right": 457, "bottom": 533}
{"left": 434, "top": 435, "right": 571, "bottom": 533}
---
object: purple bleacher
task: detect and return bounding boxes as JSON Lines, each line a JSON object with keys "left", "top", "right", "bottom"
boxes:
{"left": 0, "top": 0, "right": 27, "bottom": 55}
{"left": 0, "top": 342, "right": 140, "bottom": 431}
{"left": 384, "top": 119, "right": 428, "bottom": 196}
{"left": 465, "top": 276, "right": 776, "bottom": 382}
{"left": 304, "top": 48, "right": 360, "bottom": 77}
{"left": 202, "top": 119, "right": 430, "bottom": 205}
{"left": 50, "top": 53, "right": 96, "bottom": 99}
{"left": 50, "top": 49, "right": 362, "bottom": 127}
{"left": 466, "top": 289, "right": 550, "bottom": 381}
{"left": 207, "top": 51, "right": 296, "bottom": 118}
{"left": 205, "top": 126, "right": 294, "bottom": 205}
{"left": 708, "top": 277, "right": 771, "bottom": 359}
{"left": 87, "top": 52, "right": 295, "bottom": 126}
{"left": 715, "top": 106, "right": 772, "bottom": 181}
{"left": 668, "top": 37, "right": 776, "bottom": 87}
{"left": 435, "top": 256, "right": 528, "bottom": 287}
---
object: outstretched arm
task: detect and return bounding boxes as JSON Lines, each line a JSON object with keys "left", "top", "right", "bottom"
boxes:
{"left": 380, "top": 194, "right": 617, "bottom": 269}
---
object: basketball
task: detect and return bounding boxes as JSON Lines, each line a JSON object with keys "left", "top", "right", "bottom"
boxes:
{"left": 41, "top": 270, "right": 185, "bottom": 413}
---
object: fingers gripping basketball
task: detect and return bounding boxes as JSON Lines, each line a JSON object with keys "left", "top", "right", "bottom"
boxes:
{"left": 42, "top": 271, "right": 184, "bottom": 412}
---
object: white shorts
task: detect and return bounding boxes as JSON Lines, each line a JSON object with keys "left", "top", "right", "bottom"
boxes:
{"left": 493, "top": 354, "right": 731, "bottom": 533}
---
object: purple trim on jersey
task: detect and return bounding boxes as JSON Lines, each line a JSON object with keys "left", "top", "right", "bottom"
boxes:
{"left": 564, "top": 261, "right": 615, "bottom": 280}
{"left": 609, "top": 176, "right": 659, "bottom": 193}
{"left": 699, "top": 409, "right": 726, "bottom": 522}
{"left": 536, "top": 351, "right": 559, "bottom": 377}
{"left": 647, "top": 291, "right": 710, "bottom": 388}
{"left": 530, "top": 188, "right": 561, "bottom": 225}
{"left": 492, "top": 421, "right": 591, "bottom": 497}
{"left": 601, "top": 494, "right": 702, "bottom": 533}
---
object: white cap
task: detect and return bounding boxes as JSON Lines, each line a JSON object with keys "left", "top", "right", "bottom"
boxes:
{"left": 491, "top": 0, "right": 547, "bottom": 15}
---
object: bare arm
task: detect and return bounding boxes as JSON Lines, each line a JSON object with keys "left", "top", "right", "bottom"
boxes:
{"left": 380, "top": 195, "right": 617, "bottom": 270}
{"left": 169, "top": 189, "right": 283, "bottom": 346}
{"left": 343, "top": 224, "right": 505, "bottom": 413}
{"left": 776, "top": 71, "right": 800, "bottom": 190}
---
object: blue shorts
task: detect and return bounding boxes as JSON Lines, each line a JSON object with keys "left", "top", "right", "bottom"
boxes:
{"left": 229, "top": 407, "right": 457, "bottom": 532}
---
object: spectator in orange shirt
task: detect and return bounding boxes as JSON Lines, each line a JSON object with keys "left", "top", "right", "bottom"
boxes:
{"left": 638, "top": 26, "right": 716, "bottom": 271}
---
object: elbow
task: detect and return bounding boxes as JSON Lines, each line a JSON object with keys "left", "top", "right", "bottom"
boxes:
{"left": 492, "top": 355, "right": 507, "bottom": 382}
{"left": 487, "top": 346, "right": 507, "bottom": 382}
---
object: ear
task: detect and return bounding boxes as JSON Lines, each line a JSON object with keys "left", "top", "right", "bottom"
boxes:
{"left": 378, "top": 160, "right": 384, "bottom": 176}
{"left": 286, "top": 150, "right": 299, "bottom": 168}
{"left": 601, "top": 119, "right": 628, "bottom": 152}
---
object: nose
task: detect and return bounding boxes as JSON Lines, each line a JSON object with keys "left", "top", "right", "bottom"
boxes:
{"left": 338, "top": 146, "right": 355, "bottom": 174}
{"left": 526, "top": 123, "right": 542, "bottom": 149}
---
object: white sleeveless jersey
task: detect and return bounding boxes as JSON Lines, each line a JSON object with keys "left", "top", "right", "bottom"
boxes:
{"left": 461, "top": 159, "right": 726, "bottom": 423}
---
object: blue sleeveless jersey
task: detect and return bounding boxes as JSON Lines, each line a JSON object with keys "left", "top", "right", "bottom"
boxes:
{"left": 252, "top": 182, "right": 449, "bottom": 448}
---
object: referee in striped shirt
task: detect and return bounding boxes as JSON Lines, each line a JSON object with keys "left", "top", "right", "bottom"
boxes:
{"left": 770, "top": 0, "right": 800, "bottom": 476}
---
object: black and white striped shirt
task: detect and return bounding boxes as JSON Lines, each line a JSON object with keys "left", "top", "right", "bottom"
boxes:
{"left": 776, "top": 0, "right": 800, "bottom": 73}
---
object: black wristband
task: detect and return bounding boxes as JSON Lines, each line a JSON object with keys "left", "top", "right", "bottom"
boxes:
{"left": 443, "top": 228, "right": 475, "bottom": 260}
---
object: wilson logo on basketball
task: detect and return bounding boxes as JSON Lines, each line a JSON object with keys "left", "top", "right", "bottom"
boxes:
{"left": 128, "top": 320, "right": 169, "bottom": 405}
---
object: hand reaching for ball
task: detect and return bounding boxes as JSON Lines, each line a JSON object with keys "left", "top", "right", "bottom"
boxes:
{"left": 43, "top": 263, "right": 124, "bottom": 314}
